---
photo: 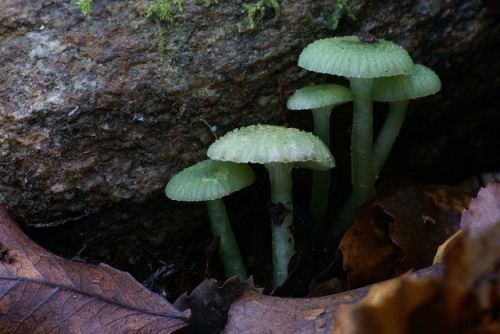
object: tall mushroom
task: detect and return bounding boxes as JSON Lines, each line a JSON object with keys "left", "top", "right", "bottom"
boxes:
{"left": 207, "top": 124, "right": 335, "bottom": 287}
{"left": 298, "top": 35, "right": 414, "bottom": 208}
{"left": 165, "top": 159, "right": 255, "bottom": 280}
{"left": 287, "top": 84, "right": 353, "bottom": 233}
{"left": 331, "top": 64, "right": 441, "bottom": 238}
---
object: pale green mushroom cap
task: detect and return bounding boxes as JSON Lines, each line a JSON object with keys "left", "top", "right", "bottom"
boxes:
{"left": 298, "top": 36, "right": 414, "bottom": 79}
{"left": 207, "top": 124, "right": 335, "bottom": 171}
{"left": 165, "top": 159, "right": 255, "bottom": 202}
{"left": 371, "top": 64, "right": 442, "bottom": 102}
{"left": 287, "top": 84, "right": 353, "bottom": 110}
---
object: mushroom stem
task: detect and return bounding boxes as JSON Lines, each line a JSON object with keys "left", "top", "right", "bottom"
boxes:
{"left": 206, "top": 199, "right": 248, "bottom": 280}
{"left": 265, "top": 162, "right": 294, "bottom": 288}
{"left": 312, "top": 106, "right": 333, "bottom": 148}
{"left": 350, "top": 77, "right": 376, "bottom": 206}
{"left": 310, "top": 106, "right": 333, "bottom": 234}
{"left": 372, "top": 99, "right": 409, "bottom": 177}
{"left": 331, "top": 100, "right": 409, "bottom": 239}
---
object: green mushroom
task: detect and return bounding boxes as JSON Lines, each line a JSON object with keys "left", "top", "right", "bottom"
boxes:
{"left": 331, "top": 64, "right": 442, "bottom": 237}
{"left": 298, "top": 35, "right": 414, "bottom": 208}
{"left": 165, "top": 159, "right": 255, "bottom": 280}
{"left": 287, "top": 84, "right": 353, "bottom": 233}
{"left": 207, "top": 124, "right": 335, "bottom": 287}
{"left": 371, "top": 64, "right": 442, "bottom": 177}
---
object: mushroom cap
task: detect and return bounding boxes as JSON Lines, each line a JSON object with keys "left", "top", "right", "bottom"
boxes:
{"left": 371, "top": 64, "right": 442, "bottom": 102}
{"left": 287, "top": 84, "right": 353, "bottom": 110}
{"left": 207, "top": 124, "right": 335, "bottom": 171}
{"left": 298, "top": 36, "right": 414, "bottom": 79}
{"left": 165, "top": 159, "right": 255, "bottom": 202}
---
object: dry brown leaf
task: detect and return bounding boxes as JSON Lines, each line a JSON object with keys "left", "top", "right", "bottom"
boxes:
{"left": 377, "top": 179, "right": 468, "bottom": 274}
{"left": 445, "top": 181, "right": 500, "bottom": 288}
{"left": 338, "top": 179, "right": 467, "bottom": 289}
{"left": 223, "top": 265, "right": 442, "bottom": 334}
{"left": 333, "top": 182, "right": 500, "bottom": 334}
{"left": 461, "top": 180, "right": 500, "bottom": 237}
{"left": 338, "top": 198, "right": 398, "bottom": 289}
{"left": 174, "top": 276, "right": 262, "bottom": 333}
{"left": 433, "top": 230, "right": 462, "bottom": 265}
{"left": 0, "top": 206, "right": 190, "bottom": 333}
{"left": 333, "top": 275, "right": 481, "bottom": 334}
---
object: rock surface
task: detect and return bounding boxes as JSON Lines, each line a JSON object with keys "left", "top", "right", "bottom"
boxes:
{"left": 0, "top": 0, "right": 499, "bottom": 258}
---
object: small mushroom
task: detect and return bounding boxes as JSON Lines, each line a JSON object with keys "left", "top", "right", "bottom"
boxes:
{"left": 287, "top": 84, "right": 353, "bottom": 149}
{"left": 371, "top": 64, "right": 442, "bottom": 177}
{"left": 165, "top": 159, "right": 255, "bottom": 280}
{"left": 207, "top": 124, "right": 334, "bottom": 287}
{"left": 298, "top": 35, "right": 414, "bottom": 207}
{"left": 287, "top": 84, "right": 353, "bottom": 233}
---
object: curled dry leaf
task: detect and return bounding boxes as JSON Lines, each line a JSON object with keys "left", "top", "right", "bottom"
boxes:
{"left": 446, "top": 181, "right": 500, "bottom": 288}
{"left": 174, "top": 276, "right": 262, "bottom": 334}
{"left": 338, "top": 198, "right": 399, "bottom": 289}
{"left": 333, "top": 182, "right": 500, "bottom": 334}
{"left": 433, "top": 230, "right": 462, "bottom": 265}
{"left": 223, "top": 265, "right": 442, "bottom": 334}
{"left": 377, "top": 179, "right": 469, "bottom": 274}
{"left": 0, "top": 206, "right": 190, "bottom": 333}
{"left": 333, "top": 274, "right": 482, "bottom": 334}
{"left": 460, "top": 180, "right": 500, "bottom": 237}
{"left": 339, "top": 179, "right": 468, "bottom": 289}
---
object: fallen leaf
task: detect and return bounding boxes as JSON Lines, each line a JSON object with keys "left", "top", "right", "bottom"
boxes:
{"left": 338, "top": 179, "right": 468, "bottom": 289}
{"left": 333, "top": 275, "right": 482, "bottom": 334}
{"left": 432, "top": 230, "right": 462, "bottom": 265}
{"left": 0, "top": 206, "right": 190, "bottom": 333}
{"left": 460, "top": 180, "right": 500, "bottom": 237}
{"left": 445, "top": 181, "right": 500, "bottom": 288}
{"left": 338, "top": 198, "right": 399, "bottom": 289}
{"left": 307, "top": 277, "right": 347, "bottom": 298}
{"left": 223, "top": 265, "right": 442, "bottom": 333}
{"left": 333, "top": 182, "right": 500, "bottom": 334}
{"left": 174, "top": 276, "right": 262, "bottom": 334}
{"left": 377, "top": 179, "right": 469, "bottom": 274}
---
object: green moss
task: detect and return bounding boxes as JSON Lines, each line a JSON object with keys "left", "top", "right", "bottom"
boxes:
{"left": 330, "top": 0, "right": 356, "bottom": 31}
{"left": 146, "top": 1, "right": 185, "bottom": 61}
{"left": 74, "top": 0, "right": 284, "bottom": 58}
{"left": 235, "top": 22, "right": 243, "bottom": 33}
{"left": 147, "top": 0, "right": 180, "bottom": 27}
{"left": 241, "top": 0, "right": 280, "bottom": 30}
{"left": 198, "top": 0, "right": 218, "bottom": 7}
{"left": 298, "top": 0, "right": 356, "bottom": 36}
{"left": 76, "top": 0, "right": 93, "bottom": 18}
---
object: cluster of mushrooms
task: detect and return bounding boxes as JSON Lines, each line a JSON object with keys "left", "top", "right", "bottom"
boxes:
{"left": 165, "top": 34, "right": 441, "bottom": 288}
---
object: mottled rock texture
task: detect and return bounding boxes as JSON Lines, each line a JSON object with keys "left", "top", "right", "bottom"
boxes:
{"left": 0, "top": 0, "right": 499, "bottom": 264}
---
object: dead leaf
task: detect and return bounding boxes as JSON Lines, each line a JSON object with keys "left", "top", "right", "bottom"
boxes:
{"left": 0, "top": 206, "right": 190, "bottom": 333}
{"left": 173, "top": 276, "right": 262, "bottom": 333}
{"left": 339, "top": 179, "right": 468, "bottom": 289}
{"left": 445, "top": 181, "right": 500, "bottom": 289}
{"left": 333, "top": 275, "right": 482, "bottom": 334}
{"left": 333, "top": 183, "right": 500, "bottom": 334}
{"left": 377, "top": 179, "right": 469, "bottom": 274}
{"left": 223, "top": 265, "right": 442, "bottom": 333}
{"left": 460, "top": 180, "right": 500, "bottom": 237}
{"left": 307, "top": 277, "right": 347, "bottom": 298}
{"left": 338, "top": 198, "right": 399, "bottom": 289}
{"left": 433, "top": 230, "right": 462, "bottom": 265}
